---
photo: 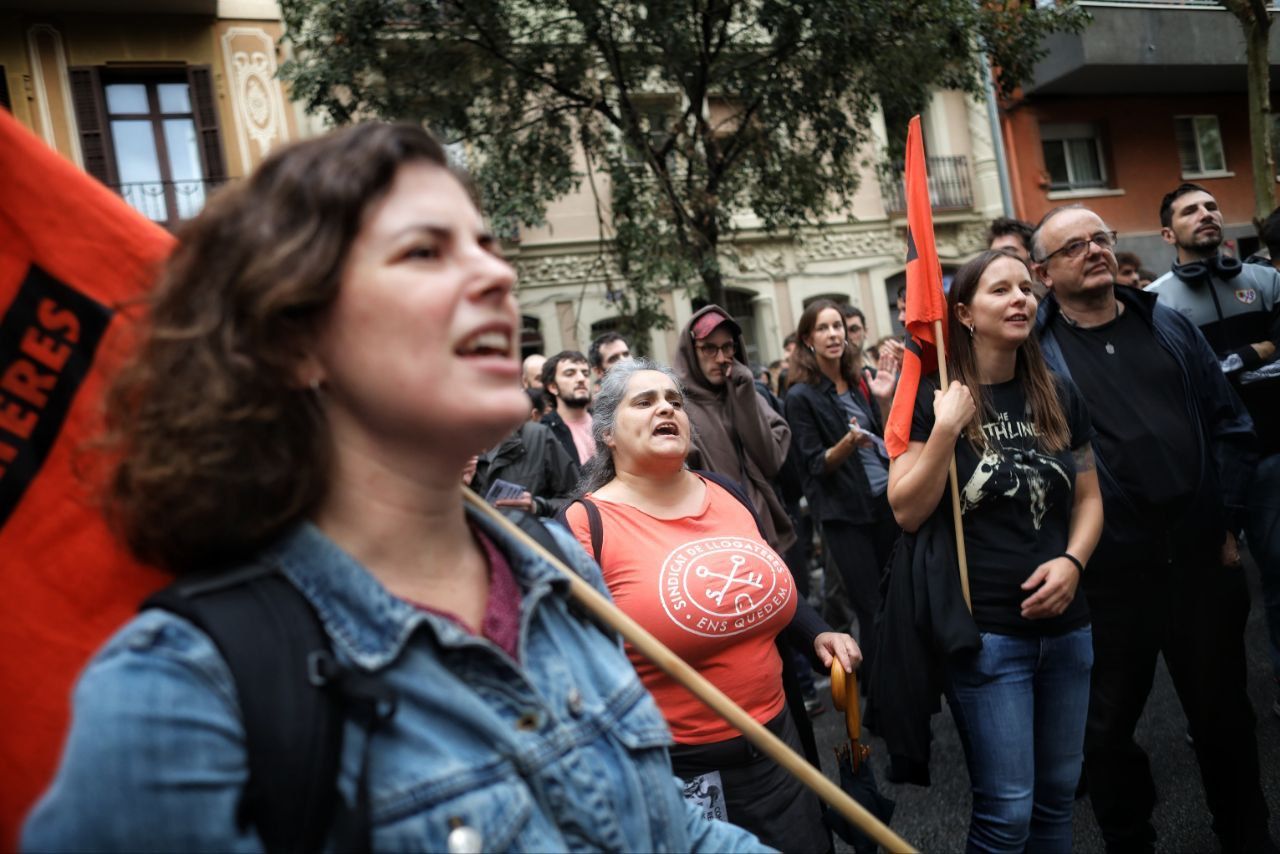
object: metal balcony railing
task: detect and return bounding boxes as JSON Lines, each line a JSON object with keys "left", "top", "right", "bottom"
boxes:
{"left": 879, "top": 155, "right": 973, "bottom": 214}
{"left": 111, "top": 178, "right": 226, "bottom": 226}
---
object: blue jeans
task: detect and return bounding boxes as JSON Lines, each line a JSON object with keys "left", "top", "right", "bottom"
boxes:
{"left": 1246, "top": 453, "right": 1280, "bottom": 681}
{"left": 944, "top": 626, "right": 1093, "bottom": 854}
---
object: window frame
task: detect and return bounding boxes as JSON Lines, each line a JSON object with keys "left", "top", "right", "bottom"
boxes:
{"left": 1039, "top": 122, "right": 1108, "bottom": 192}
{"left": 69, "top": 64, "right": 225, "bottom": 229}
{"left": 1174, "top": 114, "right": 1229, "bottom": 179}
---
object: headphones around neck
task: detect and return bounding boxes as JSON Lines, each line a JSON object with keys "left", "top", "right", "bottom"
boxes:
{"left": 1171, "top": 253, "right": 1243, "bottom": 284}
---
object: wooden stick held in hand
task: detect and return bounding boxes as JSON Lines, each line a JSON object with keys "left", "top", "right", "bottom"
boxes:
{"left": 934, "top": 319, "right": 973, "bottom": 613}
{"left": 463, "top": 488, "right": 916, "bottom": 853}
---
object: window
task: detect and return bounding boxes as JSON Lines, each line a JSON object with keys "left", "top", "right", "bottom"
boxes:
{"left": 1040, "top": 123, "right": 1107, "bottom": 191}
{"left": 1271, "top": 113, "right": 1280, "bottom": 179}
{"left": 623, "top": 96, "right": 678, "bottom": 169}
{"left": 1175, "top": 115, "right": 1227, "bottom": 177}
{"left": 520, "top": 315, "right": 544, "bottom": 359}
{"left": 69, "top": 66, "right": 226, "bottom": 228}
{"left": 0, "top": 66, "right": 10, "bottom": 112}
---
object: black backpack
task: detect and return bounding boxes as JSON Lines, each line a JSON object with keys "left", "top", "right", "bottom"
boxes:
{"left": 142, "top": 512, "right": 572, "bottom": 854}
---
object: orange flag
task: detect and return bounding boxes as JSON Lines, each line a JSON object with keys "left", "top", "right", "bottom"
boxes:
{"left": 884, "top": 115, "right": 949, "bottom": 459}
{"left": 0, "top": 111, "right": 173, "bottom": 845}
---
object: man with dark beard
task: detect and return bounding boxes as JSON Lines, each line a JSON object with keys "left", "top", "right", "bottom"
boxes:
{"left": 541, "top": 350, "right": 596, "bottom": 466}
{"left": 1148, "top": 182, "right": 1280, "bottom": 722}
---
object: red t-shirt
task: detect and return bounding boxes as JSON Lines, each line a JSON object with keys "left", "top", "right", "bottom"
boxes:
{"left": 563, "top": 477, "right": 796, "bottom": 744}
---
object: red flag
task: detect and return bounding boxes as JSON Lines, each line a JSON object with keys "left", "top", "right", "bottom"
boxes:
{"left": 884, "top": 115, "right": 949, "bottom": 459}
{"left": 0, "top": 111, "right": 173, "bottom": 844}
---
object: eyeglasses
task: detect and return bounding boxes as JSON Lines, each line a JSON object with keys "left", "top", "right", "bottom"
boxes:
{"left": 696, "top": 342, "right": 736, "bottom": 358}
{"left": 1037, "top": 231, "right": 1118, "bottom": 263}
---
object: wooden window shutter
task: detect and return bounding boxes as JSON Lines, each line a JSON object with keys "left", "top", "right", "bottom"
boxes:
{"left": 0, "top": 66, "right": 11, "bottom": 112}
{"left": 68, "top": 66, "right": 116, "bottom": 186}
{"left": 187, "top": 65, "right": 227, "bottom": 182}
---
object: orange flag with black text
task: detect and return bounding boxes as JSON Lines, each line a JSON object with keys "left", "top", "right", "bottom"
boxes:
{"left": 0, "top": 110, "right": 173, "bottom": 845}
{"left": 884, "top": 116, "right": 949, "bottom": 459}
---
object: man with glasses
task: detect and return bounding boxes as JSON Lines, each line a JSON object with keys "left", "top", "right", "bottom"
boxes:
{"left": 672, "top": 306, "right": 795, "bottom": 553}
{"left": 1031, "top": 204, "right": 1271, "bottom": 853}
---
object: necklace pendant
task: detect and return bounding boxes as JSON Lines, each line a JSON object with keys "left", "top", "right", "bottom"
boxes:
{"left": 1105, "top": 342, "right": 1116, "bottom": 355}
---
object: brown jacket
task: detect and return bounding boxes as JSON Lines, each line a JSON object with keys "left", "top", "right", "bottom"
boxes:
{"left": 673, "top": 305, "right": 796, "bottom": 551}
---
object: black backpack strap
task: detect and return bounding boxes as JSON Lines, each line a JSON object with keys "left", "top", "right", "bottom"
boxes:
{"left": 553, "top": 498, "right": 603, "bottom": 564}
{"left": 143, "top": 566, "right": 391, "bottom": 854}
{"left": 509, "top": 508, "right": 572, "bottom": 566}
{"left": 695, "top": 469, "right": 768, "bottom": 541}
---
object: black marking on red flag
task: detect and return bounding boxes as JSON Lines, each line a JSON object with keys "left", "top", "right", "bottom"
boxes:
{"left": 0, "top": 265, "right": 112, "bottom": 529}
{"left": 904, "top": 335, "right": 924, "bottom": 357}
{"left": 905, "top": 227, "right": 919, "bottom": 264}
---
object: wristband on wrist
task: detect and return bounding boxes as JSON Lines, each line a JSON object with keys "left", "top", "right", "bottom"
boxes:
{"left": 1061, "top": 552, "right": 1084, "bottom": 574}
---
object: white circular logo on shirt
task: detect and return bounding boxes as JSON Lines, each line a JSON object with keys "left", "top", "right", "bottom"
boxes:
{"left": 658, "top": 537, "right": 792, "bottom": 638}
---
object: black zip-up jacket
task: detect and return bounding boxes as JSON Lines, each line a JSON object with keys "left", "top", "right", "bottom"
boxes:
{"left": 784, "top": 376, "right": 880, "bottom": 526}
{"left": 1036, "top": 286, "right": 1256, "bottom": 549}
{"left": 538, "top": 410, "right": 581, "bottom": 466}
{"left": 472, "top": 420, "right": 581, "bottom": 517}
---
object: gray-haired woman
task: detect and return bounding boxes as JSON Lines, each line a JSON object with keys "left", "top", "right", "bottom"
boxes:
{"left": 560, "top": 359, "right": 860, "bottom": 853}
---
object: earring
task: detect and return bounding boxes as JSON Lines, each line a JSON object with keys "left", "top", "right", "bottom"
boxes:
{"left": 967, "top": 324, "right": 975, "bottom": 338}
{"left": 308, "top": 376, "right": 324, "bottom": 392}
{"left": 807, "top": 344, "right": 816, "bottom": 354}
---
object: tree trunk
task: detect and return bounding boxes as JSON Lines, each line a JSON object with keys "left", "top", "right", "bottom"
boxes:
{"left": 691, "top": 209, "right": 726, "bottom": 308}
{"left": 1229, "top": 1, "right": 1276, "bottom": 228}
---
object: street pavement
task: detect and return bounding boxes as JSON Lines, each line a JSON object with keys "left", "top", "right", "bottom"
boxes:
{"left": 810, "top": 556, "right": 1280, "bottom": 852}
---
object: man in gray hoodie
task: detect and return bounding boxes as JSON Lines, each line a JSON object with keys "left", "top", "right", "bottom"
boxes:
{"left": 672, "top": 305, "right": 795, "bottom": 553}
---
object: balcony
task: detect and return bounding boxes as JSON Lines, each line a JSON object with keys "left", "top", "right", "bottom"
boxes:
{"left": 1025, "top": 1, "right": 1280, "bottom": 96}
{"left": 111, "top": 178, "right": 226, "bottom": 228}
{"left": 879, "top": 155, "right": 973, "bottom": 215}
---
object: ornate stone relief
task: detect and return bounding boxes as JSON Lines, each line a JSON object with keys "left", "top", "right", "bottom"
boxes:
{"left": 220, "top": 27, "right": 289, "bottom": 172}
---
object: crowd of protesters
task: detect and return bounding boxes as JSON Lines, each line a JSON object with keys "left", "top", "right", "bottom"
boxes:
{"left": 21, "top": 120, "right": 1280, "bottom": 854}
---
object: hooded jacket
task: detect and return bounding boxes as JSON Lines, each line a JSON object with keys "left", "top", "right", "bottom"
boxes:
{"left": 672, "top": 305, "right": 796, "bottom": 552}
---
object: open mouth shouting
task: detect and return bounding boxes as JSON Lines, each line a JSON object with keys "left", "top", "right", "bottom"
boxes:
{"left": 653, "top": 420, "right": 681, "bottom": 438}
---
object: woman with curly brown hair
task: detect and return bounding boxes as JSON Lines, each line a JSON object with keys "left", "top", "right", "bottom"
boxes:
{"left": 22, "top": 123, "right": 766, "bottom": 853}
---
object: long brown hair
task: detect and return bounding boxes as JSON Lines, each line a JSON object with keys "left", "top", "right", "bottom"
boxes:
{"left": 788, "top": 299, "right": 861, "bottom": 389}
{"left": 102, "top": 123, "right": 450, "bottom": 574}
{"left": 947, "top": 250, "right": 1069, "bottom": 452}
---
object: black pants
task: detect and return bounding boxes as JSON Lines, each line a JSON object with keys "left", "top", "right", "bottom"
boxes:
{"left": 669, "top": 706, "right": 830, "bottom": 853}
{"left": 1083, "top": 544, "right": 1270, "bottom": 852}
{"left": 821, "top": 494, "right": 898, "bottom": 681}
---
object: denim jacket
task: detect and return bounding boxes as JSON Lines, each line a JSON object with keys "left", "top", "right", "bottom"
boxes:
{"left": 23, "top": 510, "right": 770, "bottom": 853}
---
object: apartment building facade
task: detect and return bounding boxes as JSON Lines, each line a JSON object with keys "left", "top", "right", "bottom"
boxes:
{"left": 1001, "top": 0, "right": 1279, "bottom": 274}
{"left": 509, "top": 89, "right": 1007, "bottom": 365}
{"left": 1, "top": 0, "right": 308, "bottom": 231}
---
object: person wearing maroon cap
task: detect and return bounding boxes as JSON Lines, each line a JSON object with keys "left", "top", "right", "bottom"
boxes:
{"left": 672, "top": 305, "right": 795, "bottom": 553}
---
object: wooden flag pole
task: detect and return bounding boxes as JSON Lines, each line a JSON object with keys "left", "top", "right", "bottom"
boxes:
{"left": 932, "top": 319, "right": 972, "bottom": 612}
{"left": 462, "top": 488, "right": 916, "bottom": 854}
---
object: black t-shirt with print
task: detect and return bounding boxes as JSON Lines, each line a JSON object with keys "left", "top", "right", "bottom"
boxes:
{"left": 910, "top": 373, "right": 1094, "bottom": 636}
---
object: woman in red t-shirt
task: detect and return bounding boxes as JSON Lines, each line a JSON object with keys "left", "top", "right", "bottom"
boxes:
{"left": 561, "top": 359, "right": 860, "bottom": 853}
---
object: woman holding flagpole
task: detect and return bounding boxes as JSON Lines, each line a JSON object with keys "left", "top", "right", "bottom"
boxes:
{"left": 887, "top": 249, "right": 1103, "bottom": 853}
